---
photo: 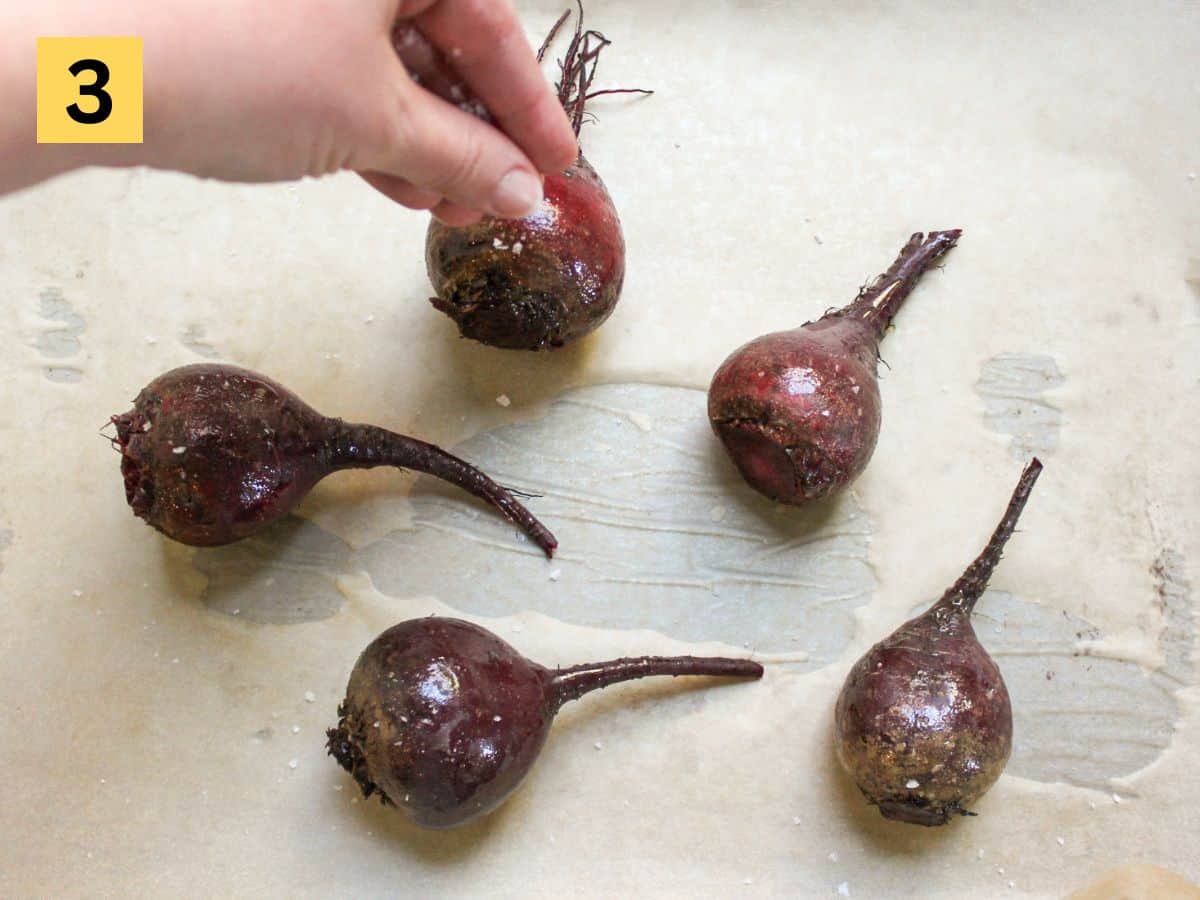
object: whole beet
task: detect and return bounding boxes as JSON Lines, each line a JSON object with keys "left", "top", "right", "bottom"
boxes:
{"left": 424, "top": 6, "right": 647, "bottom": 350}
{"left": 834, "top": 459, "right": 1042, "bottom": 826}
{"left": 110, "top": 364, "right": 556, "bottom": 555}
{"left": 708, "top": 230, "right": 961, "bottom": 504}
{"left": 326, "top": 617, "right": 762, "bottom": 828}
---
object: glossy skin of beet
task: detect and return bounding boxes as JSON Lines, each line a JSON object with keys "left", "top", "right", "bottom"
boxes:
{"left": 110, "top": 364, "right": 556, "bottom": 554}
{"left": 426, "top": 154, "right": 624, "bottom": 349}
{"left": 424, "top": 8, "right": 644, "bottom": 351}
{"left": 708, "top": 230, "right": 961, "bottom": 504}
{"left": 326, "top": 617, "right": 763, "bottom": 828}
{"left": 834, "top": 459, "right": 1042, "bottom": 826}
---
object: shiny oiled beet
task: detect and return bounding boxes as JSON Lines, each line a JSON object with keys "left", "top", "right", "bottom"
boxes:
{"left": 110, "top": 364, "right": 556, "bottom": 555}
{"left": 424, "top": 7, "right": 647, "bottom": 350}
{"left": 326, "top": 617, "right": 762, "bottom": 828}
{"left": 834, "top": 459, "right": 1043, "bottom": 826}
{"left": 708, "top": 230, "right": 961, "bottom": 504}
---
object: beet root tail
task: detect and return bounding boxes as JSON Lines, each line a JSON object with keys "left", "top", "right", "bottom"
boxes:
{"left": 549, "top": 655, "right": 764, "bottom": 707}
{"left": 326, "top": 422, "right": 558, "bottom": 557}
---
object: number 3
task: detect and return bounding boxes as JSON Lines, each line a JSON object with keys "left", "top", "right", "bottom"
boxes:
{"left": 66, "top": 58, "right": 113, "bottom": 125}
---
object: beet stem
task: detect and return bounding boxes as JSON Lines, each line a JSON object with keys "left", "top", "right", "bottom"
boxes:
{"left": 934, "top": 458, "right": 1043, "bottom": 617}
{"left": 325, "top": 422, "right": 557, "bottom": 557}
{"left": 550, "top": 656, "right": 764, "bottom": 707}
{"left": 540, "top": 2, "right": 647, "bottom": 137}
{"left": 537, "top": 9, "right": 573, "bottom": 63}
{"left": 848, "top": 230, "right": 962, "bottom": 339}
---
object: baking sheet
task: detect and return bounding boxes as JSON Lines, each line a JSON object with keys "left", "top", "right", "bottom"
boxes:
{"left": 1, "top": 1, "right": 1198, "bottom": 896}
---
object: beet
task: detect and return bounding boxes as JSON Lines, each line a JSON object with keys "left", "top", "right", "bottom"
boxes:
{"left": 326, "top": 617, "right": 762, "bottom": 828}
{"left": 424, "top": 5, "right": 648, "bottom": 350}
{"left": 708, "top": 230, "right": 962, "bottom": 504}
{"left": 834, "top": 459, "right": 1043, "bottom": 826}
{"left": 110, "top": 364, "right": 556, "bottom": 555}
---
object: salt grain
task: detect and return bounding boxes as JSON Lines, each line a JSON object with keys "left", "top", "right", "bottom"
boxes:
{"left": 291, "top": 725, "right": 300, "bottom": 735}
{"left": 837, "top": 882, "right": 850, "bottom": 897}
{"left": 594, "top": 741, "right": 604, "bottom": 750}
{"left": 905, "top": 779, "right": 920, "bottom": 789}
{"left": 828, "top": 851, "right": 838, "bottom": 862}
{"left": 72, "top": 589, "right": 83, "bottom": 598}
{"left": 304, "top": 691, "right": 316, "bottom": 703}
{"left": 1112, "top": 793, "right": 1122, "bottom": 804}
{"left": 549, "top": 569, "right": 562, "bottom": 582}
{"left": 172, "top": 446, "right": 186, "bottom": 455}
{"left": 496, "top": 394, "right": 512, "bottom": 407}
{"left": 287, "top": 759, "right": 298, "bottom": 770}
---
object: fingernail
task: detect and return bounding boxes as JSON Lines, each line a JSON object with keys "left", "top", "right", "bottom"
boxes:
{"left": 492, "top": 169, "right": 543, "bottom": 218}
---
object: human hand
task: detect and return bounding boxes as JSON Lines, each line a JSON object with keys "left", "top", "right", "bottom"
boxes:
{"left": 5, "top": 0, "right": 578, "bottom": 223}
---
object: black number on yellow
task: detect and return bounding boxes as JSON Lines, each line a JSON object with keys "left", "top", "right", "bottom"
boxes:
{"left": 66, "top": 58, "right": 113, "bottom": 125}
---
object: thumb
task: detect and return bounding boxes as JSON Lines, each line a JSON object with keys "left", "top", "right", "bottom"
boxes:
{"left": 365, "top": 56, "right": 545, "bottom": 219}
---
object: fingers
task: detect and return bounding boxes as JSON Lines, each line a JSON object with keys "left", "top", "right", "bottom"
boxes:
{"left": 406, "top": 0, "right": 578, "bottom": 175}
{"left": 358, "top": 171, "right": 442, "bottom": 210}
{"left": 361, "top": 171, "right": 482, "bottom": 225}
{"left": 430, "top": 199, "right": 484, "bottom": 227}
{"left": 370, "top": 55, "right": 546, "bottom": 218}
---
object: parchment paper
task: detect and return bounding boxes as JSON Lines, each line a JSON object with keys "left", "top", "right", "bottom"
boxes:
{"left": 1, "top": 1, "right": 1197, "bottom": 897}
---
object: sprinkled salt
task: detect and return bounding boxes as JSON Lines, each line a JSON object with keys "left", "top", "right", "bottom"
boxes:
{"left": 711, "top": 505, "right": 727, "bottom": 522}
{"left": 905, "top": 779, "right": 920, "bottom": 789}
{"left": 512, "top": 241, "right": 523, "bottom": 255}
{"left": 1056, "top": 836, "right": 1065, "bottom": 846}
{"left": 496, "top": 394, "right": 511, "bottom": 407}
{"left": 594, "top": 741, "right": 604, "bottom": 750}
{"left": 287, "top": 759, "right": 298, "bottom": 770}
{"left": 837, "top": 882, "right": 850, "bottom": 897}
{"left": 1112, "top": 793, "right": 1122, "bottom": 804}
{"left": 493, "top": 715, "right": 502, "bottom": 722}
{"left": 172, "top": 445, "right": 186, "bottom": 454}
{"left": 304, "top": 691, "right": 316, "bottom": 703}
{"left": 548, "top": 569, "right": 562, "bottom": 582}
{"left": 828, "top": 851, "right": 839, "bottom": 862}
{"left": 291, "top": 725, "right": 300, "bottom": 735}
{"left": 791, "top": 816, "right": 801, "bottom": 826}
{"left": 72, "top": 589, "right": 83, "bottom": 597}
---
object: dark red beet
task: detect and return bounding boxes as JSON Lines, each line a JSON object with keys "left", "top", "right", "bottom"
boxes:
{"left": 708, "top": 230, "right": 962, "bottom": 504}
{"left": 110, "top": 364, "right": 556, "bottom": 555}
{"left": 834, "top": 459, "right": 1042, "bottom": 826}
{"left": 326, "top": 617, "right": 762, "bottom": 828}
{"left": 424, "top": 6, "right": 648, "bottom": 350}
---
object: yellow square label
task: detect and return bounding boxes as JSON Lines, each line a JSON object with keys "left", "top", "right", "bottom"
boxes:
{"left": 37, "top": 37, "right": 143, "bottom": 144}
